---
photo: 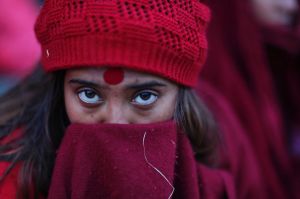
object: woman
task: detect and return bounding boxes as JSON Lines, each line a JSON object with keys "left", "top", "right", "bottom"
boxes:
{"left": 250, "top": 0, "right": 298, "bottom": 27}
{"left": 252, "top": 0, "right": 300, "bottom": 197}
{"left": 0, "top": 0, "right": 235, "bottom": 198}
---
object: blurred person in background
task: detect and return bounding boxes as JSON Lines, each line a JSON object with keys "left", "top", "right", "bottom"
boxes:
{"left": 251, "top": 0, "right": 298, "bottom": 26}
{"left": 198, "top": 0, "right": 299, "bottom": 198}
{"left": 0, "top": 0, "right": 41, "bottom": 95}
{"left": 251, "top": 0, "right": 300, "bottom": 197}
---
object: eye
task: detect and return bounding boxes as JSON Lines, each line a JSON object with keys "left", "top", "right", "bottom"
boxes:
{"left": 132, "top": 91, "right": 158, "bottom": 106}
{"left": 78, "top": 88, "right": 102, "bottom": 105}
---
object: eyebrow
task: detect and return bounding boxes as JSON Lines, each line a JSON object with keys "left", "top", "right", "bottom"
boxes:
{"left": 69, "top": 79, "right": 166, "bottom": 89}
{"left": 69, "top": 79, "right": 102, "bottom": 88}
{"left": 126, "top": 81, "right": 166, "bottom": 90}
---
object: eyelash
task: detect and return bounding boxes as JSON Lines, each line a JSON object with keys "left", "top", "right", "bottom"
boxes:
{"left": 76, "top": 87, "right": 159, "bottom": 108}
{"left": 131, "top": 90, "right": 159, "bottom": 107}
{"left": 77, "top": 88, "right": 102, "bottom": 106}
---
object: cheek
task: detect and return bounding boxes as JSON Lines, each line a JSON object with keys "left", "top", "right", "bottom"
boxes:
{"left": 131, "top": 94, "right": 177, "bottom": 123}
{"left": 152, "top": 97, "right": 177, "bottom": 121}
{"left": 146, "top": 89, "right": 178, "bottom": 122}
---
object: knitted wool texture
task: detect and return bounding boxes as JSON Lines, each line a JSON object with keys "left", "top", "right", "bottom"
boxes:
{"left": 35, "top": 0, "right": 210, "bottom": 86}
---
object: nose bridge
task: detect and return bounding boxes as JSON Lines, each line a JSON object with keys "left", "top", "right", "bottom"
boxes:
{"left": 102, "top": 101, "right": 128, "bottom": 124}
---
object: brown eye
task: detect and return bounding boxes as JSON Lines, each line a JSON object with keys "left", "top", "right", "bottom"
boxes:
{"left": 132, "top": 91, "right": 158, "bottom": 106}
{"left": 78, "top": 88, "right": 102, "bottom": 104}
{"left": 85, "top": 90, "right": 96, "bottom": 98}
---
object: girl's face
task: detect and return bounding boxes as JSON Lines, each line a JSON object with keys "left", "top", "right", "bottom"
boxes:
{"left": 64, "top": 68, "right": 178, "bottom": 124}
{"left": 251, "top": 0, "right": 298, "bottom": 26}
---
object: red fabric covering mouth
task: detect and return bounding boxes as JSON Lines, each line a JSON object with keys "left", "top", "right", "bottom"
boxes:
{"left": 47, "top": 122, "right": 236, "bottom": 199}
{"left": 49, "top": 122, "right": 177, "bottom": 199}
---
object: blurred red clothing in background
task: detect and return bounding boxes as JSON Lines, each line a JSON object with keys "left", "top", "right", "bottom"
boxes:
{"left": 198, "top": 0, "right": 300, "bottom": 198}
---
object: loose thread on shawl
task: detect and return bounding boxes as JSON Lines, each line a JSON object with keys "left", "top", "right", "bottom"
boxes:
{"left": 142, "top": 132, "right": 175, "bottom": 199}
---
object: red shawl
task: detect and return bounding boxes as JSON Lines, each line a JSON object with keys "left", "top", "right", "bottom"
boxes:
{"left": 261, "top": 19, "right": 300, "bottom": 199}
{"left": 199, "top": 0, "right": 298, "bottom": 198}
{"left": 47, "top": 122, "right": 236, "bottom": 199}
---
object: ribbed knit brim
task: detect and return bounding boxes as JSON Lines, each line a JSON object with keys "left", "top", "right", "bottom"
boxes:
{"left": 35, "top": 0, "right": 210, "bottom": 87}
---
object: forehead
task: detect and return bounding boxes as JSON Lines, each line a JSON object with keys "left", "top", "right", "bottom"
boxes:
{"left": 64, "top": 67, "right": 170, "bottom": 85}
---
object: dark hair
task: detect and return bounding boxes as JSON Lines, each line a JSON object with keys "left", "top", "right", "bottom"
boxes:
{"left": 0, "top": 66, "right": 68, "bottom": 198}
{"left": 175, "top": 88, "right": 218, "bottom": 165}
{"left": 0, "top": 66, "right": 218, "bottom": 198}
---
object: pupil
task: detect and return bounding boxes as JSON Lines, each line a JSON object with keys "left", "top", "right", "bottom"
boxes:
{"left": 140, "top": 92, "right": 151, "bottom": 100}
{"left": 85, "top": 90, "right": 95, "bottom": 98}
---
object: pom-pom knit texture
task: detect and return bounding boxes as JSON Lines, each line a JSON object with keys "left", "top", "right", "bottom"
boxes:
{"left": 35, "top": 0, "right": 210, "bottom": 86}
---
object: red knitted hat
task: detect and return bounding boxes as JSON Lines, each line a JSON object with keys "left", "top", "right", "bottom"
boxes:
{"left": 35, "top": 0, "right": 210, "bottom": 86}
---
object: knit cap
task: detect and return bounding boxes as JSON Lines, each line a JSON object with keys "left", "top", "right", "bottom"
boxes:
{"left": 35, "top": 0, "right": 210, "bottom": 86}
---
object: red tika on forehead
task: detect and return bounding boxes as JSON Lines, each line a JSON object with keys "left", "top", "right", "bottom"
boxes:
{"left": 103, "top": 68, "right": 124, "bottom": 85}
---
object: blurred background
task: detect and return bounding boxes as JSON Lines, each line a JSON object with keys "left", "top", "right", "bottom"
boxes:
{"left": 0, "top": 0, "right": 41, "bottom": 95}
{"left": 199, "top": 0, "right": 300, "bottom": 198}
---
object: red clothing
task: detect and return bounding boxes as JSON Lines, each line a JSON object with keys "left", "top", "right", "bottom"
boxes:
{"left": 196, "top": 81, "right": 267, "bottom": 199}
{"left": 0, "top": 162, "right": 21, "bottom": 199}
{"left": 0, "top": 129, "right": 22, "bottom": 198}
{"left": 262, "top": 23, "right": 300, "bottom": 199}
{"left": 48, "top": 122, "right": 236, "bottom": 199}
{"left": 1, "top": 124, "right": 237, "bottom": 199}
{"left": 199, "top": 0, "right": 299, "bottom": 198}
